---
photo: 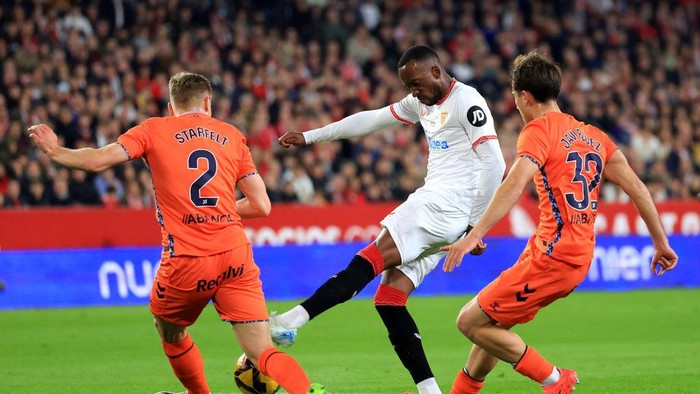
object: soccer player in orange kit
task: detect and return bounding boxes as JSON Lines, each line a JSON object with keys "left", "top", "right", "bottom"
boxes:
{"left": 28, "top": 72, "right": 324, "bottom": 394}
{"left": 440, "top": 50, "right": 678, "bottom": 393}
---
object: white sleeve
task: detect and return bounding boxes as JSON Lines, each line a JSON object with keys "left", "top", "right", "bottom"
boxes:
{"left": 469, "top": 138, "right": 506, "bottom": 225}
{"left": 303, "top": 106, "right": 400, "bottom": 144}
{"left": 459, "top": 90, "right": 498, "bottom": 149}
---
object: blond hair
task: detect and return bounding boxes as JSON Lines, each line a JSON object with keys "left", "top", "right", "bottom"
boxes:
{"left": 168, "top": 72, "right": 212, "bottom": 109}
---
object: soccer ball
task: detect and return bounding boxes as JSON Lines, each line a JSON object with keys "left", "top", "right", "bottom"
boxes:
{"left": 234, "top": 353, "right": 280, "bottom": 394}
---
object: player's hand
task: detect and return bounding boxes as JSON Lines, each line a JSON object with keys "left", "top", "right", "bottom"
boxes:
{"left": 650, "top": 243, "right": 678, "bottom": 277}
{"left": 278, "top": 131, "right": 306, "bottom": 148}
{"left": 440, "top": 235, "right": 481, "bottom": 272}
{"left": 27, "top": 124, "right": 59, "bottom": 156}
{"left": 470, "top": 240, "right": 487, "bottom": 256}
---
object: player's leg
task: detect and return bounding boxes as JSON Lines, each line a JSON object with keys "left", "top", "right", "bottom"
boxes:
{"left": 449, "top": 302, "right": 507, "bottom": 394}
{"left": 154, "top": 317, "right": 209, "bottom": 394}
{"left": 233, "top": 321, "right": 319, "bottom": 394}
{"left": 451, "top": 241, "right": 586, "bottom": 393}
{"left": 217, "top": 246, "right": 324, "bottom": 394}
{"left": 271, "top": 227, "right": 400, "bottom": 337}
{"left": 449, "top": 344, "right": 496, "bottom": 394}
{"left": 374, "top": 268, "right": 440, "bottom": 394}
{"left": 272, "top": 193, "right": 464, "bottom": 347}
{"left": 454, "top": 298, "right": 565, "bottom": 388}
{"left": 150, "top": 255, "right": 214, "bottom": 394}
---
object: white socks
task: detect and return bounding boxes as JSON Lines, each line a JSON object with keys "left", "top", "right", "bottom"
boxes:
{"left": 417, "top": 377, "right": 441, "bottom": 394}
{"left": 277, "top": 305, "right": 310, "bottom": 329}
{"left": 541, "top": 367, "right": 561, "bottom": 386}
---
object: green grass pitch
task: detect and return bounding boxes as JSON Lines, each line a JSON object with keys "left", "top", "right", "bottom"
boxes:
{"left": 2, "top": 289, "right": 699, "bottom": 393}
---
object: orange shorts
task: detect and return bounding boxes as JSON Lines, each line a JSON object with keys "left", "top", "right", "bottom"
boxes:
{"left": 150, "top": 244, "right": 268, "bottom": 326}
{"left": 477, "top": 237, "right": 589, "bottom": 325}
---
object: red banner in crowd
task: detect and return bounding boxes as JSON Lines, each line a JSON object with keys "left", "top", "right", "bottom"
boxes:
{"left": 1, "top": 200, "right": 699, "bottom": 250}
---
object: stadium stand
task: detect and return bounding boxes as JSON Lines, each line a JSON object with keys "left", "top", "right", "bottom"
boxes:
{"left": 1, "top": 0, "right": 699, "bottom": 208}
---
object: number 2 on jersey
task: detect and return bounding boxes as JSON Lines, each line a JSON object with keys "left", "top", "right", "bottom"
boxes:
{"left": 188, "top": 149, "right": 219, "bottom": 207}
{"left": 565, "top": 151, "right": 602, "bottom": 211}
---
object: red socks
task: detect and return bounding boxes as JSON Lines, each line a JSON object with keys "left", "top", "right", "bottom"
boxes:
{"left": 513, "top": 346, "right": 555, "bottom": 383}
{"left": 258, "top": 347, "right": 311, "bottom": 394}
{"left": 357, "top": 243, "right": 385, "bottom": 276}
{"left": 374, "top": 284, "right": 408, "bottom": 306}
{"left": 162, "top": 334, "right": 209, "bottom": 394}
{"left": 450, "top": 369, "right": 484, "bottom": 394}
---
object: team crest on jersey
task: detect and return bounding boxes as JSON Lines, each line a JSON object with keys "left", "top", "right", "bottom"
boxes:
{"left": 440, "top": 111, "right": 448, "bottom": 126}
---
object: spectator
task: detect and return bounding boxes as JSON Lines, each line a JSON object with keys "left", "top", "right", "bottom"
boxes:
{"left": 3, "top": 179, "right": 24, "bottom": 208}
{"left": 101, "top": 184, "right": 120, "bottom": 208}
{"left": 0, "top": 0, "right": 699, "bottom": 210}
{"left": 68, "top": 169, "right": 100, "bottom": 205}
{"left": 25, "top": 180, "right": 49, "bottom": 206}
{"left": 122, "top": 180, "right": 145, "bottom": 209}
{"left": 49, "top": 178, "right": 73, "bottom": 206}
{"left": 0, "top": 163, "right": 9, "bottom": 194}
{"left": 93, "top": 167, "right": 124, "bottom": 200}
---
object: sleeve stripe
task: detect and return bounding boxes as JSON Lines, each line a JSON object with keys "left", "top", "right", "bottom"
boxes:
{"left": 519, "top": 154, "right": 542, "bottom": 169}
{"left": 389, "top": 104, "right": 414, "bottom": 126}
{"left": 237, "top": 172, "right": 258, "bottom": 182}
{"left": 471, "top": 135, "right": 498, "bottom": 148}
{"left": 115, "top": 141, "right": 132, "bottom": 160}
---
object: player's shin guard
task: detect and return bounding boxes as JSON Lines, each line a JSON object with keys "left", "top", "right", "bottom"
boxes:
{"left": 300, "top": 246, "right": 381, "bottom": 319}
{"left": 258, "top": 347, "right": 311, "bottom": 394}
{"left": 375, "top": 284, "right": 434, "bottom": 384}
{"left": 161, "top": 334, "right": 209, "bottom": 394}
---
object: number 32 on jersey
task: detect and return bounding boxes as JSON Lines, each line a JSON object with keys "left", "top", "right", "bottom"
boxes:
{"left": 565, "top": 151, "right": 602, "bottom": 212}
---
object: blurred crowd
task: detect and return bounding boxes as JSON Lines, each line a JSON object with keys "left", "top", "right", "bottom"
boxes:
{"left": 1, "top": 0, "right": 699, "bottom": 209}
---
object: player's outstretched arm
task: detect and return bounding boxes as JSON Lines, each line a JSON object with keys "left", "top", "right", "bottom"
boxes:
{"left": 27, "top": 124, "right": 129, "bottom": 172}
{"left": 278, "top": 107, "right": 400, "bottom": 149}
{"left": 236, "top": 173, "right": 272, "bottom": 219}
{"left": 441, "top": 157, "right": 538, "bottom": 272}
{"left": 278, "top": 131, "right": 306, "bottom": 148}
{"left": 602, "top": 150, "right": 678, "bottom": 276}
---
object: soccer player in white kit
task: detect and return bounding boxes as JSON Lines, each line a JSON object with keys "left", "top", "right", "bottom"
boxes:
{"left": 273, "top": 45, "right": 506, "bottom": 394}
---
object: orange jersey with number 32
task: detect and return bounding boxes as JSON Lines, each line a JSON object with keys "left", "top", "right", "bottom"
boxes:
{"left": 117, "top": 112, "right": 256, "bottom": 257}
{"left": 516, "top": 112, "right": 618, "bottom": 264}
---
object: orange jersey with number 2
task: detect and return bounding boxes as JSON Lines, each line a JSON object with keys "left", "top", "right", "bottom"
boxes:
{"left": 117, "top": 112, "right": 257, "bottom": 257}
{"left": 516, "top": 112, "right": 617, "bottom": 264}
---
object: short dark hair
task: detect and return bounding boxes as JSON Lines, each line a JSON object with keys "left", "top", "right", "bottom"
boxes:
{"left": 510, "top": 50, "right": 561, "bottom": 102}
{"left": 168, "top": 72, "right": 212, "bottom": 108}
{"left": 398, "top": 45, "right": 439, "bottom": 68}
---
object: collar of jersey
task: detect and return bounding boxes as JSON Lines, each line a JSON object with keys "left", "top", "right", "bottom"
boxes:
{"left": 436, "top": 78, "right": 457, "bottom": 106}
{"left": 179, "top": 110, "right": 209, "bottom": 116}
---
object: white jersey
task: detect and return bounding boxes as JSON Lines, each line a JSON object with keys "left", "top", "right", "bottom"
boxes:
{"left": 389, "top": 79, "right": 498, "bottom": 205}
{"left": 303, "top": 78, "right": 504, "bottom": 221}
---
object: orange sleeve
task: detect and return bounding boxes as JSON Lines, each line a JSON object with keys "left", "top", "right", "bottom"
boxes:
{"left": 602, "top": 131, "right": 619, "bottom": 162}
{"left": 116, "top": 118, "right": 154, "bottom": 160}
{"left": 516, "top": 121, "right": 550, "bottom": 168}
{"left": 237, "top": 135, "right": 258, "bottom": 181}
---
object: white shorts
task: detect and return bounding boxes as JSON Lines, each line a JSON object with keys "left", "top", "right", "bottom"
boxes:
{"left": 380, "top": 190, "right": 472, "bottom": 288}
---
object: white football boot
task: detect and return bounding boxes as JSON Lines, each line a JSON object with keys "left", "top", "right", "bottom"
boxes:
{"left": 269, "top": 311, "right": 297, "bottom": 347}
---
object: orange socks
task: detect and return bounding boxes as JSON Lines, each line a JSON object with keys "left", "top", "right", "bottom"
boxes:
{"left": 162, "top": 334, "right": 209, "bottom": 394}
{"left": 450, "top": 368, "right": 484, "bottom": 394}
{"left": 258, "top": 347, "right": 311, "bottom": 394}
{"left": 513, "top": 346, "right": 555, "bottom": 383}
